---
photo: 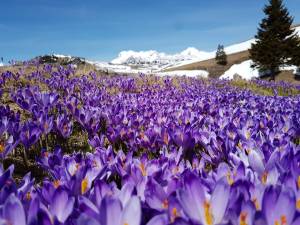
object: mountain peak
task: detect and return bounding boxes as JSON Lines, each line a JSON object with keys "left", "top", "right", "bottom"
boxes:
{"left": 110, "top": 47, "right": 211, "bottom": 67}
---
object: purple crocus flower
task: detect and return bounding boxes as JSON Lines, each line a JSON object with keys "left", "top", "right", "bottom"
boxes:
{"left": 56, "top": 113, "right": 73, "bottom": 138}
{"left": 262, "top": 186, "right": 296, "bottom": 225}
{"left": 99, "top": 195, "right": 141, "bottom": 225}
{"left": 20, "top": 122, "right": 41, "bottom": 149}
{"left": 178, "top": 173, "right": 230, "bottom": 225}
{"left": 49, "top": 187, "right": 75, "bottom": 223}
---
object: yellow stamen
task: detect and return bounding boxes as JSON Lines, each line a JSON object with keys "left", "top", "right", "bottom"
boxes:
{"left": 170, "top": 207, "right": 179, "bottom": 223}
{"left": 172, "top": 166, "right": 179, "bottom": 174}
{"left": 172, "top": 207, "right": 179, "bottom": 218}
{"left": 297, "top": 199, "right": 300, "bottom": 210}
{"left": 252, "top": 198, "right": 260, "bottom": 210}
{"left": 226, "top": 171, "right": 234, "bottom": 185}
{"left": 246, "top": 131, "right": 251, "bottom": 139}
{"left": 203, "top": 201, "right": 213, "bottom": 225}
{"left": 0, "top": 142, "right": 4, "bottom": 153}
{"left": 81, "top": 178, "right": 88, "bottom": 194}
{"left": 237, "top": 141, "right": 243, "bottom": 150}
{"left": 274, "top": 215, "right": 287, "bottom": 225}
{"left": 139, "top": 163, "right": 147, "bottom": 177}
{"left": 229, "top": 132, "right": 235, "bottom": 140}
{"left": 297, "top": 176, "right": 300, "bottom": 189}
{"left": 261, "top": 172, "right": 268, "bottom": 185}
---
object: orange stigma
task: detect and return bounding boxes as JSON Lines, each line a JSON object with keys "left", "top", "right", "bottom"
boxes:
{"left": 239, "top": 212, "right": 248, "bottom": 225}
{"left": 274, "top": 215, "right": 287, "bottom": 225}
{"left": 53, "top": 180, "right": 60, "bottom": 188}
{"left": 162, "top": 199, "right": 169, "bottom": 209}
{"left": 25, "top": 192, "right": 31, "bottom": 201}
{"left": 163, "top": 132, "right": 169, "bottom": 145}
{"left": 0, "top": 142, "right": 4, "bottom": 153}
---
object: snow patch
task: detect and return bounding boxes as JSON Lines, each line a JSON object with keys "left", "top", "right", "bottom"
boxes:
{"left": 53, "top": 54, "right": 72, "bottom": 59}
{"left": 156, "top": 70, "right": 209, "bottom": 78}
{"left": 220, "top": 60, "right": 259, "bottom": 80}
{"left": 224, "top": 39, "right": 255, "bottom": 54}
{"left": 0, "top": 63, "right": 3, "bottom": 67}
{"left": 294, "top": 25, "right": 300, "bottom": 36}
{"left": 220, "top": 60, "right": 300, "bottom": 81}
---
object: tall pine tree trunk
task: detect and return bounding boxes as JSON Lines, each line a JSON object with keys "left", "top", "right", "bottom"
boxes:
{"left": 269, "top": 68, "right": 276, "bottom": 81}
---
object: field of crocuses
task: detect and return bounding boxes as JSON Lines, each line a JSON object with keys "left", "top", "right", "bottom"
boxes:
{"left": 0, "top": 63, "right": 300, "bottom": 225}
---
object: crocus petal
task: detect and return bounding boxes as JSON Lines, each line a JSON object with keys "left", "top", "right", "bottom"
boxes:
{"left": 211, "top": 178, "right": 230, "bottom": 224}
{"left": 76, "top": 214, "right": 101, "bottom": 225}
{"left": 178, "top": 173, "right": 205, "bottom": 223}
{"left": 3, "top": 194, "right": 26, "bottom": 225}
{"left": 262, "top": 186, "right": 279, "bottom": 225}
{"left": 274, "top": 188, "right": 296, "bottom": 225}
{"left": 100, "top": 196, "right": 122, "bottom": 225}
{"left": 248, "top": 150, "right": 265, "bottom": 175}
{"left": 121, "top": 196, "right": 141, "bottom": 225}
{"left": 146, "top": 214, "right": 169, "bottom": 225}
{"left": 50, "top": 187, "right": 75, "bottom": 223}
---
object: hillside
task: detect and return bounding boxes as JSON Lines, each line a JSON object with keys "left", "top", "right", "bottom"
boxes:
{"left": 164, "top": 50, "right": 250, "bottom": 78}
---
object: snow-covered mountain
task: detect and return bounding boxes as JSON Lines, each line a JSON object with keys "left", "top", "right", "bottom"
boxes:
{"left": 107, "top": 40, "right": 256, "bottom": 72}
{"left": 110, "top": 47, "right": 212, "bottom": 67}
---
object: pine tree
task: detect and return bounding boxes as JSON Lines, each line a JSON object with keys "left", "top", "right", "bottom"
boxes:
{"left": 215, "top": 44, "right": 227, "bottom": 66}
{"left": 249, "top": 0, "right": 300, "bottom": 80}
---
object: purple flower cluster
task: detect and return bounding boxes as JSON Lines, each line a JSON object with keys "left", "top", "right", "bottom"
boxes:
{"left": 0, "top": 64, "right": 300, "bottom": 224}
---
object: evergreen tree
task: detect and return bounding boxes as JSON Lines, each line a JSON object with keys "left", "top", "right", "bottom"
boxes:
{"left": 249, "top": 0, "right": 300, "bottom": 80}
{"left": 215, "top": 44, "right": 227, "bottom": 66}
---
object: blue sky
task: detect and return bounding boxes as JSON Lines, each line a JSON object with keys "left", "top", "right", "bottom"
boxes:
{"left": 0, "top": 0, "right": 300, "bottom": 62}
